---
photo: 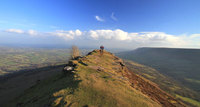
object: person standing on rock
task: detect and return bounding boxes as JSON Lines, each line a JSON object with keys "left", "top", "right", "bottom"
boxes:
{"left": 100, "top": 45, "right": 104, "bottom": 56}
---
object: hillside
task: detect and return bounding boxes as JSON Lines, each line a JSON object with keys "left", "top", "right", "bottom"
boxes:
{"left": 6, "top": 50, "right": 185, "bottom": 107}
{"left": 124, "top": 60, "right": 200, "bottom": 107}
{"left": 117, "top": 47, "right": 200, "bottom": 105}
{"left": 0, "top": 64, "right": 65, "bottom": 106}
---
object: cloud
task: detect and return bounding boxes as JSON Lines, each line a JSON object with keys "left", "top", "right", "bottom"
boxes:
{"left": 85, "top": 30, "right": 199, "bottom": 48}
{"left": 111, "top": 12, "right": 117, "bottom": 21}
{"left": 86, "top": 30, "right": 187, "bottom": 47}
{"left": 88, "top": 29, "right": 130, "bottom": 40}
{"left": 49, "top": 29, "right": 82, "bottom": 40}
{"left": 5, "top": 29, "right": 38, "bottom": 36}
{"left": 3, "top": 28, "right": 200, "bottom": 49}
{"left": 95, "top": 16, "right": 104, "bottom": 22}
{"left": 130, "top": 32, "right": 186, "bottom": 46}
{"left": 190, "top": 34, "right": 200, "bottom": 38}
{"left": 48, "top": 29, "right": 194, "bottom": 48}
{"left": 27, "top": 30, "right": 37, "bottom": 35}
{"left": 5, "top": 29, "right": 24, "bottom": 34}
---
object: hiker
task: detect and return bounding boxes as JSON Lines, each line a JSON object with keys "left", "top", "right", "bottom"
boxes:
{"left": 100, "top": 45, "right": 104, "bottom": 56}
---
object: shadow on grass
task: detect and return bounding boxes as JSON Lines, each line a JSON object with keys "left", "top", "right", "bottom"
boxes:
{"left": 8, "top": 71, "right": 81, "bottom": 107}
{"left": 0, "top": 64, "right": 66, "bottom": 82}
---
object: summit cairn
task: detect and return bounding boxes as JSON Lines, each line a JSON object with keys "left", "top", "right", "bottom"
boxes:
{"left": 63, "top": 46, "right": 81, "bottom": 75}
{"left": 71, "top": 45, "right": 81, "bottom": 59}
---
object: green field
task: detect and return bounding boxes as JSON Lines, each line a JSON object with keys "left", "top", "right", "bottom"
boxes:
{"left": 0, "top": 47, "right": 72, "bottom": 75}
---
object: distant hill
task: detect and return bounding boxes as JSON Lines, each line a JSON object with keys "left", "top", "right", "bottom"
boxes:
{"left": 4, "top": 50, "right": 186, "bottom": 107}
{"left": 117, "top": 47, "right": 200, "bottom": 106}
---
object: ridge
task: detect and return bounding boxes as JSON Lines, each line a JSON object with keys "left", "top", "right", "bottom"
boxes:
{"left": 8, "top": 49, "right": 186, "bottom": 107}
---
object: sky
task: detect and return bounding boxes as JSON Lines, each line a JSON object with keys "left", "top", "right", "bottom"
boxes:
{"left": 0, "top": 0, "right": 200, "bottom": 49}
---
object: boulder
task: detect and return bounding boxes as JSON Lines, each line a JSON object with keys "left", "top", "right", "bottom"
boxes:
{"left": 64, "top": 66, "right": 73, "bottom": 71}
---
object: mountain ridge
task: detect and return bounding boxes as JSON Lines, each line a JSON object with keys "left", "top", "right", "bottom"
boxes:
{"left": 7, "top": 49, "right": 186, "bottom": 107}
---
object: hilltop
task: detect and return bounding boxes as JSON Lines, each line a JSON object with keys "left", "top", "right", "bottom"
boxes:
{"left": 6, "top": 50, "right": 186, "bottom": 107}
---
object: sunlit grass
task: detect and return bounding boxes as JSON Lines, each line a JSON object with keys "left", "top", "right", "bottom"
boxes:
{"left": 176, "top": 95, "right": 200, "bottom": 107}
{"left": 185, "top": 78, "right": 200, "bottom": 84}
{"left": 8, "top": 50, "right": 161, "bottom": 107}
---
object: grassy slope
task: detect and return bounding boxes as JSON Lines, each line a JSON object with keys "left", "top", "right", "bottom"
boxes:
{"left": 124, "top": 60, "right": 200, "bottom": 107}
{"left": 0, "top": 64, "right": 65, "bottom": 106}
{"left": 8, "top": 50, "right": 161, "bottom": 107}
{"left": 176, "top": 95, "right": 200, "bottom": 107}
{"left": 117, "top": 48, "right": 200, "bottom": 101}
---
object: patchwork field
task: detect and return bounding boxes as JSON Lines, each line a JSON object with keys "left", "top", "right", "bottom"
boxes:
{"left": 0, "top": 47, "right": 73, "bottom": 75}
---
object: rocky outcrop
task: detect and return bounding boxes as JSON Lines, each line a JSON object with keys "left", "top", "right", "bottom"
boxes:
{"left": 63, "top": 60, "right": 77, "bottom": 74}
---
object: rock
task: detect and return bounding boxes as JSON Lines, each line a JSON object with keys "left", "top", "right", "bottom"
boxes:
{"left": 68, "top": 60, "right": 77, "bottom": 67}
{"left": 87, "top": 50, "right": 98, "bottom": 55}
{"left": 87, "top": 52, "right": 93, "bottom": 55}
{"left": 63, "top": 66, "right": 75, "bottom": 75}
{"left": 119, "top": 62, "right": 125, "bottom": 66}
{"left": 79, "top": 60, "right": 88, "bottom": 66}
{"left": 64, "top": 66, "right": 73, "bottom": 71}
{"left": 73, "top": 56, "right": 82, "bottom": 60}
{"left": 71, "top": 71, "right": 76, "bottom": 73}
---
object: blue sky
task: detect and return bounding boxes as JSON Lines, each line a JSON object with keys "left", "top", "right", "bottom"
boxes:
{"left": 0, "top": 0, "right": 200, "bottom": 49}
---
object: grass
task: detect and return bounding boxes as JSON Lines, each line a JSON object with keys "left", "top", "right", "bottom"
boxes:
{"left": 176, "top": 95, "right": 200, "bottom": 107}
{"left": 124, "top": 60, "right": 200, "bottom": 106}
{"left": 0, "top": 64, "right": 66, "bottom": 106}
{"left": 7, "top": 72, "right": 81, "bottom": 107}
{"left": 51, "top": 50, "right": 160, "bottom": 107}
{"left": 7, "top": 50, "right": 161, "bottom": 107}
{"left": 117, "top": 48, "right": 200, "bottom": 101}
{"left": 0, "top": 70, "right": 8, "bottom": 75}
{"left": 0, "top": 47, "right": 71, "bottom": 75}
{"left": 185, "top": 78, "right": 200, "bottom": 84}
